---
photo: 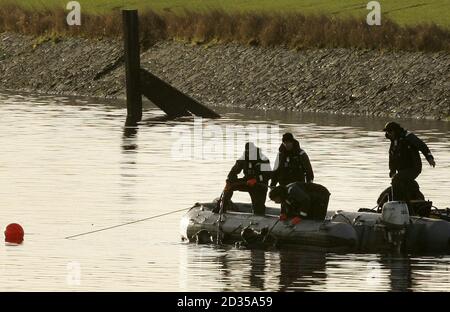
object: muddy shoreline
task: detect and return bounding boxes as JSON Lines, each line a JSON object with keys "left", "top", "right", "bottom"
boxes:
{"left": 0, "top": 33, "right": 448, "bottom": 120}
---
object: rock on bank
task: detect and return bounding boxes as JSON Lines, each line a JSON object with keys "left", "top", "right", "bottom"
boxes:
{"left": 0, "top": 33, "right": 448, "bottom": 120}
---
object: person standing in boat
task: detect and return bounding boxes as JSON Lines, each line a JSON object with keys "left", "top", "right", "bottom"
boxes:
{"left": 270, "top": 132, "right": 314, "bottom": 188}
{"left": 383, "top": 121, "right": 436, "bottom": 201}
{"left": 214, "top": 142, "right": 271, "bottom": 216}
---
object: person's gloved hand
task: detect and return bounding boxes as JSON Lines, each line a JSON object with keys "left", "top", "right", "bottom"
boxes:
{"left": 279, "top": 213, "right": 287, "bottom": 221}
{"left": 291, "top": 216, "right": 302, "bottom": 225}
{"left": 427, "top": 155, "right": 436, "bottom": 167}
{"left": 247, "top": 178, "right": 257, "bottom": 187}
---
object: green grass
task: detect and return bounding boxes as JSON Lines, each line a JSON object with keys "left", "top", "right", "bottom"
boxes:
{"left": 1, "top": 0, "right": 449, "bottom": 28}
{"left": 1, "top": 3, "right": 448, "bottom": 51}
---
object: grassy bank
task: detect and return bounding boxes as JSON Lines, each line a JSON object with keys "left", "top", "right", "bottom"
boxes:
{"left": 0, "top": 4, "right": 449, "bottom": 51}
{"left": 2, "top": 0, "right": 449, "bottom": 28}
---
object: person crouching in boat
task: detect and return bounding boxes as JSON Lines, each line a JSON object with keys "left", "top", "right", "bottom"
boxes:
{"left": 381, "top": 121, "right": 435, "bottom": 203}
{"left": 269, "top": 183, "right": 330, "bottom": 224}
{"left": 269, "top": 183, "right": 311, "bottom": 225}
{"left": 270, "top": 132, "right": 314, "bottom": 188}
{"left": 214, "top": 142, "right": 271, "bottom": 216}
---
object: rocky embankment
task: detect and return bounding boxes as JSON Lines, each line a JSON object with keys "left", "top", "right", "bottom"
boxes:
{"left": 0, "top": 32, "right": 448, "bottom": 120}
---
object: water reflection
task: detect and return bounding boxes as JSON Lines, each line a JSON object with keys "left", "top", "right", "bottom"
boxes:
{"left": 181, "top": 228, "right": 450, "bottom": 292}
{"left": 278, "top": 249, "right": 327, "bottom": 291}
{"left": 121, "top": 125, "right": 139, "bottom": 205}
{"left": 380, "top": 256, "right": 413, "bottom": 292}
{"left": 0, "top": 91, "right": 449, "bottom": 291}
{"left": 123, "top": 125, "right": 138, "bottom": 143}
{"left": 249, "top": 249, "right": 266, "bottom": 290}
{"left": 183, "top": 246, "right": 449, "bottom": 292}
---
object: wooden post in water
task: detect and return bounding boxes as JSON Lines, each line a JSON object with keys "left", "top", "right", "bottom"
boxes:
{"left": 122, "top": 9, "right": 219, "bottom": 122}
{"left": 122, "top": 9, "right": 142, "bottom": 125}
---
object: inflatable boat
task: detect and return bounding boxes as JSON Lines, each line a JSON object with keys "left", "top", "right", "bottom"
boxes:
{"left": 180, "top": 202, "right": 358, "bottom": 252}
{"left": 331, "top": 207, "right": 450, "bottom": 254}
{"left": 180, "top": 201, "right": 450, "bottom": 254}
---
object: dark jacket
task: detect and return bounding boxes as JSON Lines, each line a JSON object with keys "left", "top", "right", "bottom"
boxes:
{"left": 271, "top": 139, "right": 314, "bottom": 187}
{"left": 227, "top": 148, "right": 271, "bottom": 184}
{"left": 389, "top": 130, "right": 433, "bottom": 176}
{"left": 281, "top": 182, "right": 330, "bottom": 220}
{"left": 281, "top": 182, "right": 310, "bottom": 217}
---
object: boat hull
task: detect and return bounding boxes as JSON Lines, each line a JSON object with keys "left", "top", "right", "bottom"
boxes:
{"left": 331, "top": 210, "right": 450, "bottom": 254}
{"left": 180, "top": 203, "right": 450, "bottom": 254}
{"left": 180, "top": 203, "right": 358, "bottom": 251}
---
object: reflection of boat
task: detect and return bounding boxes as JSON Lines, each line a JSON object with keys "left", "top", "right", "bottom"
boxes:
{"left": 180, "top": 201, "right": 450, "bottom": 254}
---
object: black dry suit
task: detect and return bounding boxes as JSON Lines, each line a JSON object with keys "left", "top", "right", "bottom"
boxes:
{"left": 387, "top": 129, "right": 434, "bottom": 201}
{"left": 271, "top": 139, "right": 314, "bottom": 187}
{"left": 227, "top": 145, "right": 271, "bottom": 185}
{"left": 389, "top": 130, "right": 433, "bottom": 177}
{"left": 282, "top": 182, "right": 330, "bottom": 221}
{"left": 219, "top": 144, "right": 271, "bottom": 215}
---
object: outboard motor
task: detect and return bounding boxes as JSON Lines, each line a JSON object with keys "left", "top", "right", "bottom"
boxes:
{"left": 381, "top": 201, "right": 410, "bottom": 228}
{"left": 380, "top": 201, "right": 410, "bottom": 252}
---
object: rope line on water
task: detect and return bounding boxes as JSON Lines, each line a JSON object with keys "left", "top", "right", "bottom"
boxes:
{"left": 65, "top": 207, "right": 191, "bottom": 239}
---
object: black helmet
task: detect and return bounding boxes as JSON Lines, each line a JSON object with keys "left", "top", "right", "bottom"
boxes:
{"left": 269, "top": 186, "right": 288, "bottom": 200}
{"left": 282, "top": 132, "right": 294, "bottom": 143}
{"left": 383, "top": 121, "right": 402, "bottom": 132}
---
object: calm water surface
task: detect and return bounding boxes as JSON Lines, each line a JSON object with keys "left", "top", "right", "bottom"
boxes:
{"left": 0, "top": 92, "right": 449, "bottom": 291}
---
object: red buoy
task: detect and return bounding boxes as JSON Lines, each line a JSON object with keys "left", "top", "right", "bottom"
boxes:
{"left": 4, "top": 223, "right": 24, "bottom": 244}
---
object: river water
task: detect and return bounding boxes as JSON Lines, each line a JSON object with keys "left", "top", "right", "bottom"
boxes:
{"left": 0, "top": 92, "right": 449, "bottom": 291}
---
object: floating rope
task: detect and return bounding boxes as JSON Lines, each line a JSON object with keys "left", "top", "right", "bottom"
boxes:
{"left": 65, "top": 207, "right": 190, "bottom": 239}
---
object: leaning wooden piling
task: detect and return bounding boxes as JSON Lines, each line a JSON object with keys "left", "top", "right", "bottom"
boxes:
{"left": 122, "top": 9, "right": 142, "bottom": 124}
{"left": 140, "top": 69, "right": 221, "bottom": 119}
{"left": 122, "top": 9, "right": 220, "bottom": 122}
